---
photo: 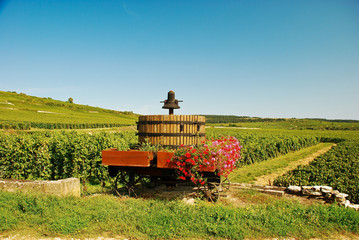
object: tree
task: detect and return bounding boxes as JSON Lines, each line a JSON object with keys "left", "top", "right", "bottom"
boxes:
{"left": 68, "top": 97, "right": 74, "bottom": 103}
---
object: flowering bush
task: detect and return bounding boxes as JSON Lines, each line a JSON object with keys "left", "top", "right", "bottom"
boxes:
{"left": 168, "top": 136, "right": 242, "bottom": 186}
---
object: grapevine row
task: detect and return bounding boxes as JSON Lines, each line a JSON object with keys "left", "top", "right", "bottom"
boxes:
{"left": 0, "top": 131, "right": 137, "bottom": 183}
{"left": 0, "top": 121, "right": 132, "bottom": 130}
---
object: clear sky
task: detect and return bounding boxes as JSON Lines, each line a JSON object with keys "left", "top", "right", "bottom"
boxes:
{"left": 1, "top": 0, "right": 358, "bottom": 120}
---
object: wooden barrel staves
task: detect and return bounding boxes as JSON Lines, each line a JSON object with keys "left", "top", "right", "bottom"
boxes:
{"left": 137, "top": 115, "right": 205, "bottom": 148}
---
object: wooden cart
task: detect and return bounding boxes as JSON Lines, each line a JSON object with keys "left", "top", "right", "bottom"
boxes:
{"left": 101, "top": 91, "right": 230, "bottom": 201}
{"left": 102, "top": 149, "right": 230, "bottom": 201}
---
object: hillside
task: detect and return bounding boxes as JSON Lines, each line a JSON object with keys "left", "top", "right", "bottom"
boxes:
{"left": 2, "top": 90, "right": 359, "bottom": 131}
{"left": 203, "top": 115, "right": 359, "bottom": 130}
{"left": 0, "top": 91, "right": 138, "bottom": 129}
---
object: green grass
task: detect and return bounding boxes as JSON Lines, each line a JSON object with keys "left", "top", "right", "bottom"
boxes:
{"left": 0, "top": 191, "right": 358, "bottom": 239}
{"left": 229, "top": 142, "right": 334, "bottom": 184}
{"left": 0, "top": 90, "right": 138, "bottom": 127}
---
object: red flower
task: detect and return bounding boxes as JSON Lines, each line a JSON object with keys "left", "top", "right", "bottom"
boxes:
{"left": 170, "top": 136, "right": 242, "bottom": 187}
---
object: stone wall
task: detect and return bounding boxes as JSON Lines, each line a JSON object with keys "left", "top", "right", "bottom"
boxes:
{"left": 231, "top": 183, "right": 359, "bottom": 211}
{"left": 0, "top": 178, "right": 81, "bottom": 197}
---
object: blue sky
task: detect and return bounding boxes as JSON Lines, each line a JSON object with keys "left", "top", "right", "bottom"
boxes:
{"left": 1, "top": 0, "right": 358, "bottom": 120}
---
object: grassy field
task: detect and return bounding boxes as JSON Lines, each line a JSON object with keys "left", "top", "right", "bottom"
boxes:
{"left": 1, "top": 190, "right": 358, "bottom": 240}
{"left": 0, "top": 91, "right": 138, "bottom": 129}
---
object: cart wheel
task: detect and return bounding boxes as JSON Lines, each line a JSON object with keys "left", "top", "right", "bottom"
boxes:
{"left": 114, "top": 170, "right": 142, "bottom": 197}
{"left": 203, "top": 182, "right": 220, "bottom": 202}
{"left": 220, "top": 177, "right": 230, "bottom": 192}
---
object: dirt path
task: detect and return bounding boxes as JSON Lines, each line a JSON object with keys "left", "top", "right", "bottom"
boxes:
{"left": 254, "top": 144, "right": 336, "bottom": 186}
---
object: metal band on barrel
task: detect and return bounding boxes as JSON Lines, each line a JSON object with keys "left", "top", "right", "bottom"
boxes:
{"left": 137, "top": 132, "right": 206, "bottom": 137}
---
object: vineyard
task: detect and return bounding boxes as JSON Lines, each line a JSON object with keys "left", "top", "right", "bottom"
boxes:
{"left": 1, "top": 118, "right": 359, "bottom": 239}
{"left": 0, "top": 131, "right": 136, "bottom": 183}
{"left": 0, "top": 129, "right": 320, "bottom": 182}
{"left": 204, "top": 115, "right": 359, "bottom": 130}
{"left": 1, "top": 91, "right": 359, "bottom": 204}
{"left": 274, "top": 139, "right": 359, "bottom": 203}
{"left": 1, "top": 120, "right": 359, "bottom": 205}
{"left": 0, "top": 91, "right": 137, "bottom": 130}
{"left": 2, "top": 127, "right": 359, "bottom": 203}
{"left": 210, "top": 128, "right": 359, "bottom": 203}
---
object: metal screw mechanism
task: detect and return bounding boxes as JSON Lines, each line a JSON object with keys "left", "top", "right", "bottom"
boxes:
{"left": 160, "top": 91, "right": 183, "bottom": 115}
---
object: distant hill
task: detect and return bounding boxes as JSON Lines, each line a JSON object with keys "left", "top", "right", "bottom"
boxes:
{"left": 0, "top": 91, "right": 138, "bottom": 130}
{"left": 2, "top": 91, "right": 358, "bottom": 131}
{"left": 203, "top": 115, "right": 359, "bottom": 130}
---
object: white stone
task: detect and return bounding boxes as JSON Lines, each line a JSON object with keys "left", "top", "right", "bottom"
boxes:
{"left": 348, "top": 204, "right": 359, "bottom": 211}
{"left": 335, "top": 193, "right": 349, "bottom": 199}
{"left": 339, "top": 200, "right": 351, "bottom": 207}
{"left": 321, "top": 186, "right": 333, "bottom": 192}
{"left": 287, "top": 185, "right": 301, "bottom": 193}
{"left": 182, "top": 198, "right": 195, "bottom": 205}
{"left": 302, "top": 186, "right": 323, "bottom": 196}
{"left": 309, "top": 191, "right": 323, "bottom": 196}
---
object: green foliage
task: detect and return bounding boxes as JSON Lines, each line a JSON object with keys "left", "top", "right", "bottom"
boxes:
{"left": 135, "top": 138, "right": 171, "bottom": 153}
{"left": 0, "top": 131, "right": 137, "bottom": 183}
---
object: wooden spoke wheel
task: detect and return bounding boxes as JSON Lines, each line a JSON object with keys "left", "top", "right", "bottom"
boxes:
{"left": 203, "top": 182, "right": 220, "bottom": 202}
{"left": 220, "top": 177, "right": 230, "bottom": 192}
{"left": 202, "top": 177, "right": 230, "bottom": 202}
{"left": 114, "top": 170, "right": 142, "bottom": 197}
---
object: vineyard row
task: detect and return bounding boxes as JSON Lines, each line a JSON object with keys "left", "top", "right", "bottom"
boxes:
{"left": 0, "top": 121, "right": 131, "bottom": 130}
